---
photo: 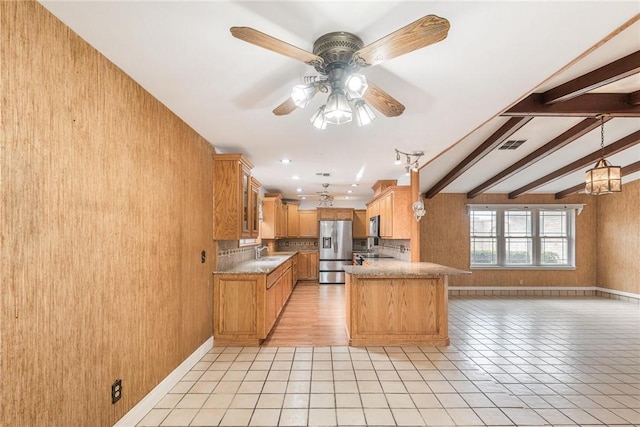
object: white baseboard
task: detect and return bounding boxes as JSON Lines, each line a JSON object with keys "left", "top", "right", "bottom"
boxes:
{"left": 448, "top": 285, "right": 639, "bottom": 301}
{"left": 114, "top": 336, "right": 214, "bottom": 427}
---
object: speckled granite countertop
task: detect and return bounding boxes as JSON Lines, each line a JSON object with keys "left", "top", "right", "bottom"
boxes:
{"left": 343, "top": 259, "right": 470, "bottom": 278}
{"left": 213, "top": 252, "right": 296, "bottom": 275}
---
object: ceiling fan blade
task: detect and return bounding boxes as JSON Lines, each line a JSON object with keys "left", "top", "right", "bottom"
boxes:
{"left": 363, "top": 80, "right": 405, "bottom": 117}
{"left": 352, "top": 15, "right": 450, "bottom": 67}
{"left": 272, "top": 98, "right": 298, "bottom": 116}
{"left": 230, "top": 27, "right": 324, "bottom": 67}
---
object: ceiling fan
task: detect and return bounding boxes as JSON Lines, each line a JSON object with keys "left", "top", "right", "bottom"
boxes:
{"left": 230, "top": 14, "right": 450, "bottom": 128}
{"left": 317, "top": 183, "right": 334, "bottom": 207}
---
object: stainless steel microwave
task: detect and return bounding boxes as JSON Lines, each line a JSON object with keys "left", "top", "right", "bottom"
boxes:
{"left": 368, "top": 215, "right": 380, "bottom": 237}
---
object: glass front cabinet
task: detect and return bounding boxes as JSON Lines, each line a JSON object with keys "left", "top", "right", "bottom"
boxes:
{"left": 212, "top": 153, "right": 259, "bottom": 240}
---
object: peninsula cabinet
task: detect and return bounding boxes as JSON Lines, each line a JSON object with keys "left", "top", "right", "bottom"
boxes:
{"left": 297, "top": 251, "right": 319, "bottom": 281}
{"left": 298, "top": 210, "right": 318, "bottom": 237}
{"left": 212, "top": 153, "right": 256, "bottom": 240}
{"left": 214, "top": 259, "right": 293, "bottom": 346}
{"left": 366, "top": 186, "right": 411, "bottom": 239}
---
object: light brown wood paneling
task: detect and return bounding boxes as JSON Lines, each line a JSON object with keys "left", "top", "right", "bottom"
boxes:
{"left": 1, "top": 3, "right": 214, "bottom": 425}
{"left": 420, "top": 193, "right": 597, "bottom": 287}
{"left": 596, "top": 179, "right": 640, "bottom": 294}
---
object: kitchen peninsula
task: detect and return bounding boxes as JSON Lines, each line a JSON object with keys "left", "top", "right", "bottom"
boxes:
{"left": 343, "top": 260, "right": 470, "bottom": 346}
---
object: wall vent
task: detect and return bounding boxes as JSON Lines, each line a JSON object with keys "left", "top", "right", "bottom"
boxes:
{"left": 498, "top": 139, "right": 526, "bottom": 150}
{"left": 315, "top": 172, "right": 331, "bottom": 177}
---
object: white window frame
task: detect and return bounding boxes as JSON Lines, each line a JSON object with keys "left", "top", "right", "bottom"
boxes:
{"left": 467, "top": 204, "right": 583, "bottom": 270}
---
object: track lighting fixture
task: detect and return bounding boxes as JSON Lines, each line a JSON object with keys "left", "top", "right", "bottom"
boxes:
{"left": 395, "top": 148, "right": 424, "bottom": 173}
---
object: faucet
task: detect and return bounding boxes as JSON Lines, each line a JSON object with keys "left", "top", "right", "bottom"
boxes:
{"left": 255, "top": 245, "right": 268, "bottom": 259}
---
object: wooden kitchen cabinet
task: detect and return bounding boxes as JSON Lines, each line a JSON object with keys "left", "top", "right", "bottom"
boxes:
{"left": 297, "top": 251, "right": 319, "bottom": 281}
{"left": 214, "top": 258, "right": 294, "bottom": 346}
{"left": 212, "top": 153, "right": 255, "bottom": 240}
{"left": 298, "top": 210, "right": 318, "bottom": 237}
{"left": 286, "top": 203, "right": 300, "bottom": 237}
{"left": 262, "top": 193, "right": 287, "bottom": 239}
{"left": 250, "top": 177, "right": 261, "bottom": 238}
{"left": 366, "top": 186, "right": 411, "bottom": 239}
{"left": 317, "top": 208, "right": 353, "bottom": 221}
{"left": 353, "top": 209, "right": 367, "bottom": 238}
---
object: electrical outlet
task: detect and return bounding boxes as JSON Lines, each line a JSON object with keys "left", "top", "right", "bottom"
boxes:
{"left": 519, "top": 279, "right": 524, "bottom": 285}
{"left": 111, "top": 379, "right": 122, "bottom": 404}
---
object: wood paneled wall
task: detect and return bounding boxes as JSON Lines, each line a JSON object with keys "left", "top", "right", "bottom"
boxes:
{"left": 596, "top": 179, "right": 640, "bottom": 294}
{"left": 420, "top": 193, "right": 597, "bottom": 287}
{"left": 1, "top": 2, "right": 214, "bottom": 425}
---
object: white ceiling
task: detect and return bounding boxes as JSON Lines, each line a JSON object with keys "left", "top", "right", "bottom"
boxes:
{"left": 40, "top": 1, "right": 640, "bottom": 208}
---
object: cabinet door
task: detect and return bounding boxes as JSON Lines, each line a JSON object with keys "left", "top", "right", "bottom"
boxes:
{"left": 298, "top": 253, "right": 310, "bottom": 279}
{"left": 250, "top": 178, "right": 260, "bottom": 238}
{"left": 287, "top": 204, "right": 300, "bottom": 237}
{"left": 353, "top": 210, "right": 367, "bottom": 238}
{"left": 241, "top": 166, "right": 251, "bottom": 238}
{"left": 308, "top": 252, "right": 319, "bottom": 280}
{"left": 265, "top": 284, "right": 277, "bottom": 333}
{"left": 380, "top": 194, "right": 393, "bottom": 238}
{"left": 335, "top": 209, "right": 353, "bottom": 221}
{"left": 299, "top": 210, "right": 318, "bottom": 237}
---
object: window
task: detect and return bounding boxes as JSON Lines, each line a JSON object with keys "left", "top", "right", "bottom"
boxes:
{"left": 468, "top": 205, "right": 578, "bottom": 269}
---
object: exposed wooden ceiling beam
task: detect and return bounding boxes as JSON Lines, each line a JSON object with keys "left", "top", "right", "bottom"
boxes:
{"left": 425, "top": 117, "right": 532, "bottom": 199}
{"left": 542, "top": 50, "right": 640, "bottom": 104}
{"left": 466, "top": 117, "right": 611, "bottom": 198}
{"left": 628, "top": 89, "right": 640, "bottom": 106}
{"left": 508, "top": 129, "right": 640, "bottom": 199}
{"left": 503, "top": 93, "right": 640, "bottom": 117}
{"left": 555, "top": 160, "right": 640, "bottom": 199}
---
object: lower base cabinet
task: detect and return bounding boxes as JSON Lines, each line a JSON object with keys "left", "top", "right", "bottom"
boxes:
{"left": 214, "top": 259, "right": 293, "bottom": 346}
{"left": 297, "top": 251, "right": 318, "bottom": 281}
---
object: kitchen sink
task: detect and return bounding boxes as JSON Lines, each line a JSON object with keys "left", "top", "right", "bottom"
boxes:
{"left": 256, "top": 256, "right": 282, "bottom": 261}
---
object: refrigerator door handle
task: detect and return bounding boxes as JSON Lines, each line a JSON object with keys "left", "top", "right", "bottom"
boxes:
{"left": 332, "top": 224, "right": 338, "bottom": 255}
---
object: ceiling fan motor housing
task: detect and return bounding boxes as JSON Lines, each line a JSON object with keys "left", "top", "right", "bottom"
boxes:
{"left": 312, "top": 32, "right": 364, "bottom": 74}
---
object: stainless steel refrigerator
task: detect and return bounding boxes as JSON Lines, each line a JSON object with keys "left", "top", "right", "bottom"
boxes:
{"left": 318, "top": 220, "right": 353, "bottom": 284}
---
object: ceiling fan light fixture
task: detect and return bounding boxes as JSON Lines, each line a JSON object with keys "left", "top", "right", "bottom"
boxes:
{"left": 291, "top": 84, "right": 316, "bottom": 108}
{"left": 355, "top": 100, "right": 376, "bottom": 126}
{"left": 310, "top": 105, "right": 327, "bottom": 129}
{"left": 345, "top": 74, "right": 368, "bottom": 99}
{"left": 323, "top": 90, "right": 352, "bottom": 125}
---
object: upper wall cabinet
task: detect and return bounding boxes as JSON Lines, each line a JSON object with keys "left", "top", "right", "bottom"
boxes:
{"left": 298, "top": 210, "right": 318, "bottom": 237}
{"left": 262, "top": 193, "right": 287, "bottom": 239}
{"left": 366, "top": 186, "right": 411, "bottom": 240}
{"left": 317, "top": 208, "right": 353, "bottom": 221}
{"left": 212, "top": 153, "right": 256, "bottom": 240}
{"left": 353, "top": 209, "right": 367, "bottom": 238}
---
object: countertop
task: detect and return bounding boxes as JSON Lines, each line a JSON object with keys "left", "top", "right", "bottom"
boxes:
{"left": 343, "top": 259, "right": 470, "bottom": 278}
{"left": 213, "top": 252, "right": 296, "bottom": 275}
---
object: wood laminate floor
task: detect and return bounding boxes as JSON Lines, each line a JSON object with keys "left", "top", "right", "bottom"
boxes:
{"left": 262, "top": 282, "right": 348, "bottom": 347}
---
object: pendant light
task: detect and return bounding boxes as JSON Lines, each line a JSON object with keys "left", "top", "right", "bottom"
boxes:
{"left": 585, "top": 115, "right": 621, "bottom": 195}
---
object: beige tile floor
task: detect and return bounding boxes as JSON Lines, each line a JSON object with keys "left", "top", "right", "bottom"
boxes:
{"left": 138, "top": 297, "right": 640, "bottom": 426}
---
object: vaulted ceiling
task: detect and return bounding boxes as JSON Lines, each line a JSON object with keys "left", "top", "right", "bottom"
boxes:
{"left": 39, "top": 1, "right": 640, "bottom": 207}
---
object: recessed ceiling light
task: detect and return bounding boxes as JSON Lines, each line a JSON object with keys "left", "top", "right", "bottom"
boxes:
{"left": 347, "top": 190, "right": 353, "bottom": 194}
{"left": 292, "top": 175, "right": 300, "bottom": 180}
{"left": 351, "top": 183, "right": 358, "bottom": 187}
{"left": 280, "top": 159, "right": 291, "bottom": 164}
{"left": 296, "top": 188, "right": 302, "bottom": 192}
{"left": 345, "top": 196, "right": 349, "bottom": 200}
{"left": 301, "top": 196, "right": 306, "bottom": 200}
